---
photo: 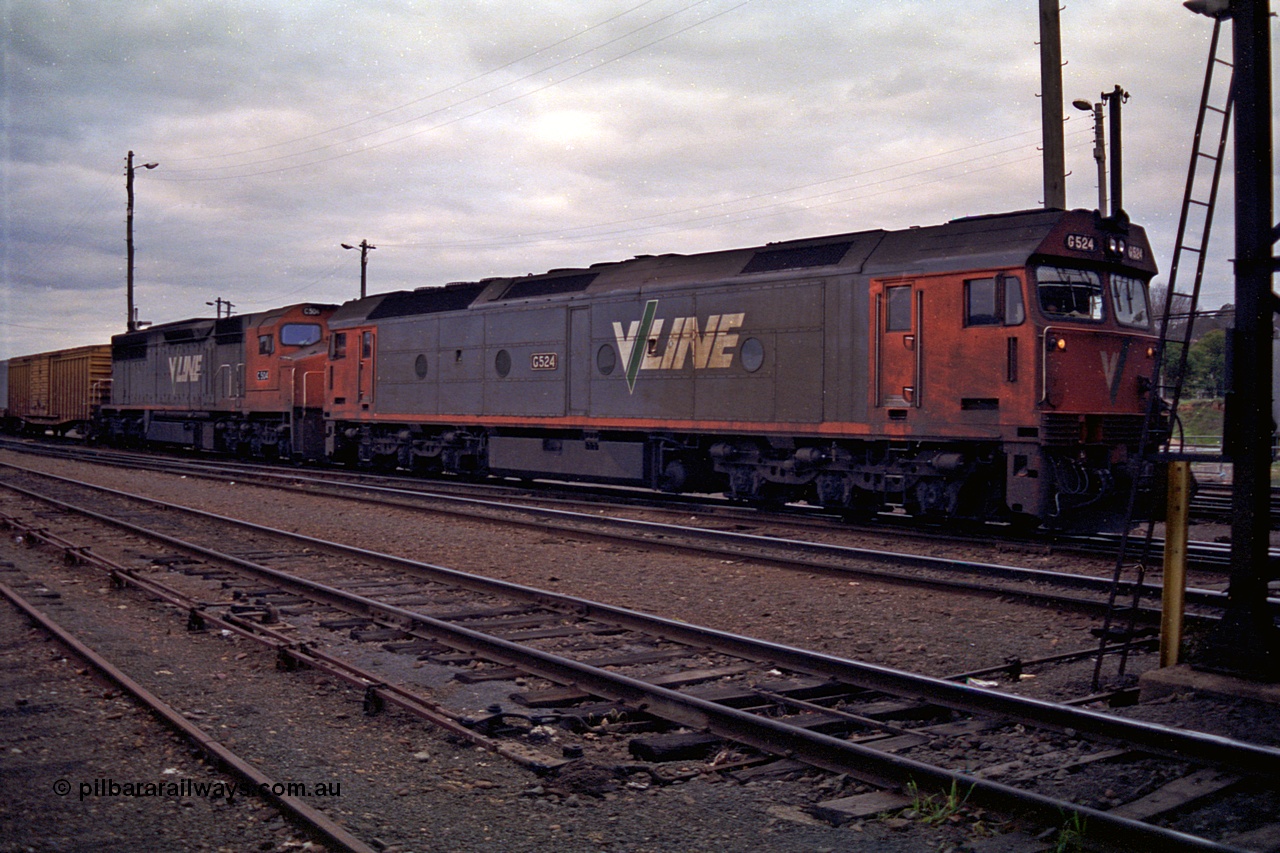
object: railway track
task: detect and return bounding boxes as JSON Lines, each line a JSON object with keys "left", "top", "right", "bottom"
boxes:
{"left": 1190, "top": 482, "right": 1280, "bottom": 522}
{"left": 2, "top": 448, "right": 1275, "bottom": 635}
{"left": 2, "top": 437, "right": 1270, "bottom": 573}
{"left": 2, "top": 461, "right": 1279, "bottom": 850}
{"left": 0, "top": 581, "right": 376, "bottom": 853}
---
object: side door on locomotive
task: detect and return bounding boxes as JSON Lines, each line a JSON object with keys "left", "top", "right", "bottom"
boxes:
{"left": 872, "top": 279, "right": 922, "bottom": 411}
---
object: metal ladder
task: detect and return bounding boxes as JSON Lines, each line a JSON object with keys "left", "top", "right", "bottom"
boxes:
{"left": 1091, "top": 15, "right": 1235, "bottom": 690}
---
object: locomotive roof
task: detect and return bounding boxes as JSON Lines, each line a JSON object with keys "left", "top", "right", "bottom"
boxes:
{"left": 330, "top": 208, "right": 1149, "bottom": 326}
{"left": 861, "top": 208, "right": 1065, "bottom": 275}
{"left": 110, "top": 302, "right": 337, "bottom": 346}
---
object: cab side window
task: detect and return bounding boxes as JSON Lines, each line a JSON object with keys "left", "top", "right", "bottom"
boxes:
{"left": 886, "top": 286, "right": 912, "bottom": 331}
{"left": 330, "top": 332, "right": 347, "bottom": 359}
{"left": 965, "top": 275, "right": 1025, "bottom": 327}
{"left": 1004, "top": 275, "right": 1026, "bottom": 325}
{"left": 965, "top": 278, "right": 999, "bottom": 325}
{"left": 258, "top": 334, "right": 274, "bottom": 355}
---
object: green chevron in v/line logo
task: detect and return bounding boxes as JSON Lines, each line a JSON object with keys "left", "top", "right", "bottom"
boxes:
{"left": 612, "top": 299, "right": 746, "bottom": 393}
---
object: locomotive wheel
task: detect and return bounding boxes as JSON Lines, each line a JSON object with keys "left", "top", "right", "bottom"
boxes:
{"left": 658, "top": 459, "right": 688, "bottom": 493}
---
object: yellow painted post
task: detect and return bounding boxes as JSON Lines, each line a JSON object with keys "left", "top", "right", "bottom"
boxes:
{"left": 1160, "top": 461, "right": 1191, "bottom": 668}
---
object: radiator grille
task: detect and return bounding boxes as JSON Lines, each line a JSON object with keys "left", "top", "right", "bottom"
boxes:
{"left": 1041, "top": 414, "right": 1083, "bottom": 446}
{"left": 1100, "top": 415, "right": 1144, "bottom": 446}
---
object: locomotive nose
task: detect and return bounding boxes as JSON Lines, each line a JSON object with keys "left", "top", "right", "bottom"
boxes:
{"left": 1042, "top": 329, "right": 1156, "bottom": 413}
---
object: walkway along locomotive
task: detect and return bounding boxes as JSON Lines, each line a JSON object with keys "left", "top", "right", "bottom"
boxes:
{"left": 318, "top": 207, "right": 1161, "bottom": 524}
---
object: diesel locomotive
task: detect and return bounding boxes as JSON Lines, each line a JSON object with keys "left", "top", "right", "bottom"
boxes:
{"left": 11, "top": 206, "right": 1162, "bottom": 525}
{"left": 319, "top": 206, "right": 1160, "bottom": 523}
{"left": 96, "top": 302, "right": 337, "bottom": 459}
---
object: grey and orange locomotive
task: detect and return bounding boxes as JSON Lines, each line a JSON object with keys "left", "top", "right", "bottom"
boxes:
{"left": 321, "top": 207, "right": 1160, "bottom": 525}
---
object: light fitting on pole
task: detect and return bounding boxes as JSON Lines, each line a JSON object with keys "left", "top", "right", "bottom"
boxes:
{"left": 1183, "top": 0, "right": 1231, "bottom": 19}
{"left": 342, "top": 240, "right": 376, "bottom": 299}
{"left": 125, "top": 150, "right": 159, "bottom": 332}
{"left": 1073, "top": 97, "right": 1108, "bottom": 215}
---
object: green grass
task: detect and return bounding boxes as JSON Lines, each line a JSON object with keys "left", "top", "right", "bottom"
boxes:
{"left": 1176, "top": 397, "right": 1280, "bottom": 484}
{"left": 1175, "top": 398, "right": 1225, "bottom": 445}
{"left": 905, "top": 779, "right": 972, "bottom": 826}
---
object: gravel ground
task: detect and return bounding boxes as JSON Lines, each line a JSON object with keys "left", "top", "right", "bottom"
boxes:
{"left": 1, "top": 450, "right": 1276, "bottom": 852}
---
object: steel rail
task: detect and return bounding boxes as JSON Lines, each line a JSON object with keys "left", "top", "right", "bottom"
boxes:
{"left": 6, "top": 466, "right": 1280, "bottom": 772}
{"left": 3, "top": 541, "right": 1250, "bottom": 853}
{"left": 4, "top": 439, "right": 1269, "bottom": 570}
{"left": 2, "top": 474, "right": 1272, "bottom": 850}
{"left": 4, "top": 451, "right": 1255, "bottom": 613}
{"left": 87, "top": 459, "right": 1280, "bottom": 617}
{"left": 0, "top": 581, "right": 376, "bottom": 853}
{"left": 4, "top": 468, "right": 1279, "bottom": 774}
{"left": 1, "top": 509, "right": 569, "bottom": 773}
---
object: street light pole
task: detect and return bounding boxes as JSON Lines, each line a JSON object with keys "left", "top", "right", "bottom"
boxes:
{"left": 205, "top": 298, "right": 235, "bottom": 319}
{"left": 341, "top": 240, "right": 376, "bottom": 299}
{"left": 1073, "top": 99, "right": 1108, "bottom": 215}
{"left": 125, "top": 150, "right": 158, "bottom": 332}
{"left": 1072, "top": 87, "right": 1127, "bottom": 219}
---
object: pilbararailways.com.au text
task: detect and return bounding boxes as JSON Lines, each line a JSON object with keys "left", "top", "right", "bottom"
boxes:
{"left": 53, "top": 777, "right": 342, "bottom": 803}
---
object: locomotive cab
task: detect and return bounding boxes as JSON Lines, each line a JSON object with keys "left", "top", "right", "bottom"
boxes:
{"left": 854, "top": 210, "right": 1160, "bottom": 525}
{"left": 242, "top": 303, "right": 337, "bottom": 460}
{"left": 1028, "top": 257, "right": 1160, "bottom": 521}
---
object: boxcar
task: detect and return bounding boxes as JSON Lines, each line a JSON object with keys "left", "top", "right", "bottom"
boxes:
{"left": 3, "top": 345, "right": 112, "bottom": 435}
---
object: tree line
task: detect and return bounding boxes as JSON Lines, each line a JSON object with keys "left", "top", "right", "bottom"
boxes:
{"left": 1146, "top": 283, "right": 1243, "bottom": 399}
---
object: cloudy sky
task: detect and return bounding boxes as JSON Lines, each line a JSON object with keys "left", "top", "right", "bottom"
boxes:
{"left": 0, "top": 0, "right": 1269, "bottom": 359}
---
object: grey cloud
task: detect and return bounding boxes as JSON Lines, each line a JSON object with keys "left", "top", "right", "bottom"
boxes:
{"left": 0, "top": 0, "right": 1264, "bottom": 359}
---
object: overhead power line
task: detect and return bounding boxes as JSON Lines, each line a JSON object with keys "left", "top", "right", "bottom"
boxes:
{"left": 158, "top": 0, "right": 754, "bottom": 181}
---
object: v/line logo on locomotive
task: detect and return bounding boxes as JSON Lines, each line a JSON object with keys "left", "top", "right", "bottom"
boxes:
{"left": 613, "top": 299, "right": 746, "bottom": 392}
{"left": 168, "top": 354, "right": 204, "bottom": 384}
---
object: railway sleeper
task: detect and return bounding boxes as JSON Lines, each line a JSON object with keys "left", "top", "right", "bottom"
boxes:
{"left": 630, "top": 708, "right": 919, "bottom": 765}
